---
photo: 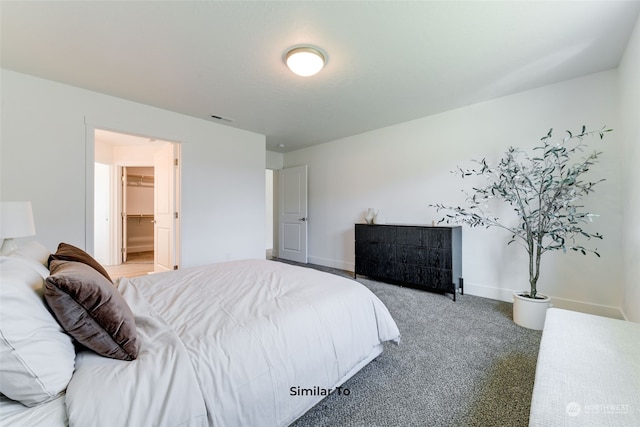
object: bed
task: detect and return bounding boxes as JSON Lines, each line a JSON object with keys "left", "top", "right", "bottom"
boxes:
{"left": 0, "top": 242, "right": 400, "bottom": 426}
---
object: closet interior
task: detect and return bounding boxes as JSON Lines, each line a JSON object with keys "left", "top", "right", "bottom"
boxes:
{"left": 124, "top": 166, "right": 154, "bottom": 263}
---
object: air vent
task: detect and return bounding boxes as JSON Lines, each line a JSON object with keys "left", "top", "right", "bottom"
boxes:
{"left": 210, "top": 114, "right": 235, "bottom": 122}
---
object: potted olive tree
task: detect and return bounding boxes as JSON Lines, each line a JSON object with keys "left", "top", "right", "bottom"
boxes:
{"left": 432, "top": 126, "right": 610, "bottom": 329}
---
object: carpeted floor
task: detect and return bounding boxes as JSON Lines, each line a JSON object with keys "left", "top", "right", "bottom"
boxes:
{"left": 280, "top": 261, "right": 543, "bottom": 427}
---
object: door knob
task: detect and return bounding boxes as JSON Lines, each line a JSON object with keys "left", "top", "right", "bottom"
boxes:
{"left": 298, "top": 217, "right": 307, "bottom": 222}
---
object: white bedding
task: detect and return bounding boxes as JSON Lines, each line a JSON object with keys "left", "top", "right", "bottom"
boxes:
{"left": 62, "top": 259, "right": 400, "bottom": 426}
{"left": 0, "top": 394, "right": 67, "bottom": 426}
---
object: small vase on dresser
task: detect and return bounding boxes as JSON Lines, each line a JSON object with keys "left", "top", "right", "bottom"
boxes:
{"left": 364, "top": 208, "right": 375, "bottom": 224}
{"left": 373, "top": 210, "right": 386, "bottom": 224}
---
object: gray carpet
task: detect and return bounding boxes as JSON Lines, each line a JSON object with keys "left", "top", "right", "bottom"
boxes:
{"left": 280, "top": 261, "right": 543, "bottom": 427}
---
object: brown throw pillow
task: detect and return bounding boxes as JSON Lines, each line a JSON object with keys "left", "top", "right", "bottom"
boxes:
{"left": 45, "top": 260, "right": 138, "bottom": 361}
{"left": 48, "top": 242, "right": 113, "bottom": 283}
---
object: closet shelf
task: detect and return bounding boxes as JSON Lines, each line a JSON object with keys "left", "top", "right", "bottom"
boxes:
{"left": 126, "top": 213, "right": 154, "bottom": 225}
{"left": 127, "top": 174, "right": 154, "bottom": 187}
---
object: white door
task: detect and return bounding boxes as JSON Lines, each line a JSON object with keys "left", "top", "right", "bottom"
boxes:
{"left": 279, "top": 165, "right": 308, "bottom": 263}
{"left": 154, "top": 143, "right": 179, "bottom": 272}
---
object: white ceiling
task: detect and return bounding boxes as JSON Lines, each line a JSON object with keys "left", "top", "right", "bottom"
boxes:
{"left": 2, "top": 1, "right": 639, "bottom": 152}
{"left": 95, "top": 128, "right": 172, "bottom": 148}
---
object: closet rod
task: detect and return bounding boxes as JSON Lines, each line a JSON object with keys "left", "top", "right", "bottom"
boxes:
{"left": 126, "top": 173, "right": 154, "bottom": 180}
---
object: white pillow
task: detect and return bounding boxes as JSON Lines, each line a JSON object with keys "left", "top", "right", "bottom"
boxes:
{"left": 1, "top": 255, "right": 49, "bottom": 280}
{"left": 11, "top": 240, "right": 50, "bottom": 268}
{"left": 0, "top": 259, "right": 76, "bottom": 407}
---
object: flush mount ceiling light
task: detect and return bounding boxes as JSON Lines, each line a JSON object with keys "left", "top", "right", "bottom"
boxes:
{"left": 284, "top": 46, "right": 326, "bottom": 77}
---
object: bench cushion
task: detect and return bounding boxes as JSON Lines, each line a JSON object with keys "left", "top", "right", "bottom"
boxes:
{"left": 530, "top": 308, "right": 640, "bottom": 426}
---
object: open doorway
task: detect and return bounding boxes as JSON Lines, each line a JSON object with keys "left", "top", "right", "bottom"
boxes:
{"left": 93, "top": 129, "right": 180, "bottom": 277}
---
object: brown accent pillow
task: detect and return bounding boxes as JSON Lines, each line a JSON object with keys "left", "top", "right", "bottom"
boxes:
{"left": 45, "top": 260, "right": 138, "bottom": 361}
{"left": 48, "top": 242, "right": 113, "bottom": 283}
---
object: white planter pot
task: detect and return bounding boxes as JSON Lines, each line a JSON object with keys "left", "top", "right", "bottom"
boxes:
{"left": 512, "top": 292, "right": 551, "bottom": 330}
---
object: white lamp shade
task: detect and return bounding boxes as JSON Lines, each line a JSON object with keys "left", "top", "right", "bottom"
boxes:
{"left": 285, "top": 47, "right": 326, "bottom": 77}
{"left": 0, "top": 201, "right": 36, "bottom": 239}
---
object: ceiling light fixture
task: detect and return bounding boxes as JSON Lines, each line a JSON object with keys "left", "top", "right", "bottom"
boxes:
{"left": 285, "top": 46, "right": 326, "bottom": 77}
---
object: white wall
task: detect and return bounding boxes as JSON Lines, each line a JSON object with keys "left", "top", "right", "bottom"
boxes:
{"left": 266, "top": 150, "right": 283, "bottom": 170}
{"left": 284, "top": 70, "right": 624, "bottom": 318}
{"left": 1, "top": 69, "right": 266, "bottom": 268}
{"left": 619, "top": 14, "right": 640, "bottom": 322}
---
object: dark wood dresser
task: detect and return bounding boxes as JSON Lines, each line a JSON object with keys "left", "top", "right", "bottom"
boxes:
{"left": 355, "top": 224, "right": 463, "bottom": 300}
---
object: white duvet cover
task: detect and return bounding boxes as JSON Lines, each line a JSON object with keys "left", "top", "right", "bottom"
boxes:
{"left": 65, "top": 260, "right": 400, "bottom": 426}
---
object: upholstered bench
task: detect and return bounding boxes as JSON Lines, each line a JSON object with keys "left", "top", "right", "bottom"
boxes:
{"left": 529, "top": 308, "right": 640, "bottom": 426}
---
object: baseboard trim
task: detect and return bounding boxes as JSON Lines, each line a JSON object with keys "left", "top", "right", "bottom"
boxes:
{"left": 463, "top": 282, "right": 514, "bottom": 302}
{"left": 297, "top": 257, "right": 626, "bottom": 320}
{"left": 308, "top": 256, "right": 354, "bottom": 272}
{"left": 548, "top": 297, "right": 625, "bottom": 320}
{"left": 620, "top": 308, "right": 629, "bottom": 321}
{"left": 463, "top": 281, "right": 625, "bottom": 319}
